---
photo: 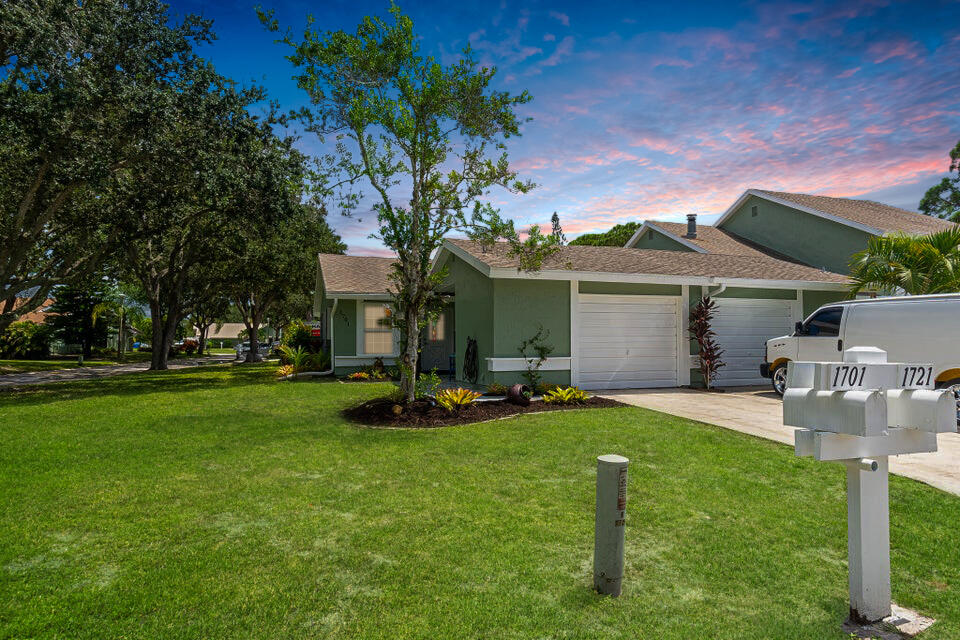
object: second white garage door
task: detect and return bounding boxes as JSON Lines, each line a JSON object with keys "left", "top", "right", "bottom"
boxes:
{"left": 577, "top": 294, "right": 680, "bottom": 390}
{"left": 711, "top": 297, "right": 794, "bottom": 386}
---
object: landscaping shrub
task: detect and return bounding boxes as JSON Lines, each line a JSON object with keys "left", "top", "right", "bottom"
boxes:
{"left": 277, "top": 345, "right": 330, "bottom": 377}
{"left": 534, "top": 382, "right": 559, "bottom": 395}
{"left": 0, "top": 321, "right": 52, "bottom": 358}
{"left": 415, "top": 369, "right": 442, "bottom": 399}
{"left": 487, "top": 382, "right": 508, "bottom": 395}
{"left": 543, "top": 386, "right": 589, "bottom": 405}
{"left": 435, "top": 388, "right": 482, "bottom": 412}
{"left": 282, "top": 320, "right": 323, "bottom": 353}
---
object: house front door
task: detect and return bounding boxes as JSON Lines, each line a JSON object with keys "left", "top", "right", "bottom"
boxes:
{"left": 420, "top": 307, "right": 455, "bottom": 375}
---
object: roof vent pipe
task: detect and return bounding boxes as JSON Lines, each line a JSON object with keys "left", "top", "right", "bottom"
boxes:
{"left": 686, "top": 213, "right": 697, "bottom": 238}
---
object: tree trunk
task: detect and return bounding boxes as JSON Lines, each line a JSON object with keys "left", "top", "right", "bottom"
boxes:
{"left": 401, "top": 307, "right": 419, "bottom": 403}
{"left": 149, "top": 306, "right": 166, "bottom": 370}
{"left": 244, "top": 311, "right": 264, "bottom": 363}
{"left": 118, "top": 309, "right": 125, "bottom": 361}
{"left": 198, "top": 325, "right": 209, "bottom": 355}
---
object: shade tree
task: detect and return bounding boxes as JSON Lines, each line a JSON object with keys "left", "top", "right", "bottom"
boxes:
{"left": 0, "top": 0, "right": 212, "bottom": 331}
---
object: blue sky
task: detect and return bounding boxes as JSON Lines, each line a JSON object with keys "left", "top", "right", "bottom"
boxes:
{"left": 170, "top": 0, "right": 960, "bottom": 255}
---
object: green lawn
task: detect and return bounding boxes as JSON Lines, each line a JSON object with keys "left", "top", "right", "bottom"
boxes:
{"left": 0, "top": 352, "right": 207, "bottom": 375}
{"left": 1, "top": 366, "right": 958, "bottom": 639}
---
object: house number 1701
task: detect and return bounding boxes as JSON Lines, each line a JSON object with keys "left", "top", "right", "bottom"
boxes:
{"left": 831, "top": 364, "right": 867, "bottom": 389}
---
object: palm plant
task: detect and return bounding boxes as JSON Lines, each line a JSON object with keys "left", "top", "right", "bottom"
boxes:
{"left": 848, "top": 228, "right": 960, "bottom": 296}
{"left": 91, "top": 289, "right": 146, "bottom": 361}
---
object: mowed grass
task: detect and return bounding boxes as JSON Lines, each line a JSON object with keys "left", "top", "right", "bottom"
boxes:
{"left": 1, "top": 365, "right": 959, "bottom": 639}
{"left": 0, "top": 353, "right": 153, "bottom": 374}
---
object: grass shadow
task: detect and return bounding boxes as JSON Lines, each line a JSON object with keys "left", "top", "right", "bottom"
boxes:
{"left": 0, "top": 363, "right": 291, "bottom": 409}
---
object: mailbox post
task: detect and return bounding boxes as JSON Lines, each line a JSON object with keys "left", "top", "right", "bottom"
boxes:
{"left": 786, "top": 347, "right": 956, "bottom": 624}
{"left": 594, "top": 454, "right": 628, "bottom": 596}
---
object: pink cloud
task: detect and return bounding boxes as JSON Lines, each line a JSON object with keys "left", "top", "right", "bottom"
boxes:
{"left": 868, "top": 38, "right": 922, "bottom": 64}
{"left": 837, "top": 66, "right": 861, "bottom": 78}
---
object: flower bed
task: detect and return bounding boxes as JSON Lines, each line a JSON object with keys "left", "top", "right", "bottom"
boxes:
{"left": 342, "top": 396, "right": 625, "bottom": 428}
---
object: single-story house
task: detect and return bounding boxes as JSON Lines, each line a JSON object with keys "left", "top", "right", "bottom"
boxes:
{"left": 194, "top": 322, "right": 260, "bottom": 343}
{"left": 315, "top": 189, "right": 956, "bottom": 389}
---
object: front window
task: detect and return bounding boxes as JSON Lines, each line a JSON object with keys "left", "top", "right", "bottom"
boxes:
{"left": 363, "top": 303, "right": 394, "bottom": 354}
{"left": 803, "top": 307, "right": 842, "bottom": 337}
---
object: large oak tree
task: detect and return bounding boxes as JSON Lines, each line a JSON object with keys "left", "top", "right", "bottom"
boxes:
{"left": 0, "top": 0, "right": 211, "bottom": 331}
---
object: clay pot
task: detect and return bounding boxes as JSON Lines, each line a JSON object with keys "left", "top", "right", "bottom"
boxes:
{"left": 506, "top": 383, "right": 532, "bottom": 406}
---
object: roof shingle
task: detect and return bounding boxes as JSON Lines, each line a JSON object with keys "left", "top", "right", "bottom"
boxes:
{"left": 318, "top": 254, "right": 396, "bottom": 295}
{"left": 448, "top": 239, "right": 848, "bottom": 284}
{"left": 755, "top": 190, "right": 956, "bottom": 235}
{"left": 646, "top": 222, "right": 774, "bottom": 257}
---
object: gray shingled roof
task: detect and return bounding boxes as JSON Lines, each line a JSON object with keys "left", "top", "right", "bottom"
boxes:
{"left": 756, "top": 190, "right": 956, "bottom": 235}
{"left": 318, "top": 254, "right": 396, "bottom": 295}
{"left": 646, "top": 221, "right": 772, "bottom": 257}
{"left": 448, "top": 239, "right": 848, "bottom": 284}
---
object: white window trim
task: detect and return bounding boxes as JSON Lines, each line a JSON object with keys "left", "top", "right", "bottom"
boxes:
{"left": 356, "top": 300, "right": 400, "bottom": 357}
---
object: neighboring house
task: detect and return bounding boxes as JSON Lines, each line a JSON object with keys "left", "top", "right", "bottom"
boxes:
{"left": 11, "top": 297, "right": 56, "bottom": 324}
{"left": 316, "top": 189, "right": 955, "bottom": 389}
{"left": 195, "top": 323, "right": 253, "bottom": 342}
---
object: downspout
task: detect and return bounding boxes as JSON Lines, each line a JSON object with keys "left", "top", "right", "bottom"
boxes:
{"left": 707, "top": 283, "right": 727, "bottom": 298}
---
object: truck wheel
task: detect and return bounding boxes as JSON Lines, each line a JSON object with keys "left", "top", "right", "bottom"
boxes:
{"left": 935, "top": 377, "right": 960, "bottom": 426}
{"left": 771, "top": 363, "right": 788, "bottom": 396}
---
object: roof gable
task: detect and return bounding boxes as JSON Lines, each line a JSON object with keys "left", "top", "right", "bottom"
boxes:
{"left": 624, "top": 222, "right": 705, "bottom": 252}
{"left": 716, "top": 189, "right": 956, "bottom": 236}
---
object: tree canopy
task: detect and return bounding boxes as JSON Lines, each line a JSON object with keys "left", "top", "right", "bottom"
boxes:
{"left": 569, "top": 222, "right": 641, "bottom": 247}
{"left": 0, "top": 0, "right": 213, "bottom": 332}
{"left": 920, "top": 139, "right": 960, "bottom": 222}
{"left": 2, "top": 0, "right": 347, "bottom": 368}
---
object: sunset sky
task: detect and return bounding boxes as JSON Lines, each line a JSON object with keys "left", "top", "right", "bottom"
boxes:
{"left": 170, "top": 0, "right": 960, "bottom": 255}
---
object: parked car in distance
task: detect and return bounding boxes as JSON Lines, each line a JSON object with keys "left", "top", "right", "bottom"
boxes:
{"left": 234, "top": 341, "right": 275, "bottom": 357}
{"left": 761, "top": 294, "right": 960, "bottom": 396}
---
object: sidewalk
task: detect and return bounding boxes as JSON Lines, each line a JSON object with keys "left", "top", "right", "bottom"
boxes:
{"left": 0, "top": 356, "right": 236, "bottom": 390}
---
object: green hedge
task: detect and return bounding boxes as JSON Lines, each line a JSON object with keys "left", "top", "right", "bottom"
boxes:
{"left": 0, "top": 321, "right": 52, "bottom": 358}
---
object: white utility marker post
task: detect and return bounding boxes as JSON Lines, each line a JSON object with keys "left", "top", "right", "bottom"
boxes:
{"left": 594, "top": 454, "right": 628, "bottom": 596}
{"left": 786, "top": 347, "right": 956, "bottom": 625}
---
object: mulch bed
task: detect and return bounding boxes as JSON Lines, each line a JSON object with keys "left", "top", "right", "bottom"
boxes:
{"left": 342, "top": 396, "right": 627, "bottom": 428}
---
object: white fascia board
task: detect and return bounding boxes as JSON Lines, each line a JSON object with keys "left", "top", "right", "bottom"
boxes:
{"left": 486, "top": 357, "right": 572, "bottom": 372}
{"left": 429, "top": 244, "right": 452, "bottom": 276}
{"left": 486, "top": 266, "right": 849, "bottom": 290}
{"left": 328, "top": 293, "right": 393, "bottom": 300}
{"left": 634, "top": 221, "right": 708, "bottom": 253}
{"left": 335, "top": 355, "right": 399, "bottom": 364}
{"left": 437, "top": 241, "right": 493, "bottom": 278}
{"left": 623, "top": 224, "right": 648, "bottom": 248}
{"left": 715, "top": 189, "right": 882, "bottom": 236}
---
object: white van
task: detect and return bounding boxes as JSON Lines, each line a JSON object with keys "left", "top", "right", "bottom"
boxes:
{"left": 761, "top": 294, "right": 960, "bottom": 396}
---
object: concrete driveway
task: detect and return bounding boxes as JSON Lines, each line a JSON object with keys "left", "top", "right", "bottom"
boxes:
{"left": 601, "top": 386, "right": 960, "bottom": 497}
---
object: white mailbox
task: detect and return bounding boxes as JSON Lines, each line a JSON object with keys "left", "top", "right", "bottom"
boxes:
{"left": 786, "top": 346, "right": 956, "bottom": 625}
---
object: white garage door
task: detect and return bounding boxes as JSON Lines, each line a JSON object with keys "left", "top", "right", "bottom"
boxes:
{"left": 712, "top": 298, "right": 794, "bottom": 387}
{"left": 577, "top": 294, "right": 679, "bottom": 390}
